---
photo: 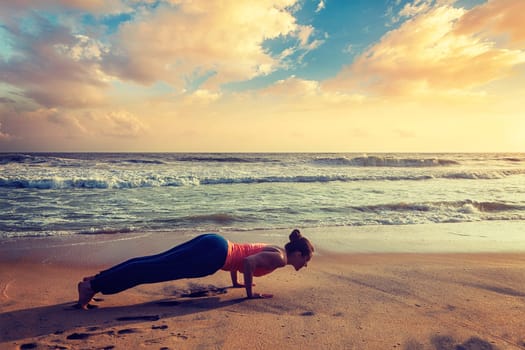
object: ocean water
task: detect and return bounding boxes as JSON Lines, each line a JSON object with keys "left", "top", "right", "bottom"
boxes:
{"left": 1, "top": 153, "right": 524, "bottom": 239}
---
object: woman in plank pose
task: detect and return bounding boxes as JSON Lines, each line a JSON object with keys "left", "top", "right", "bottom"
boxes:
{"left": 77, "top": 229, "right": 314, "bottom": 309}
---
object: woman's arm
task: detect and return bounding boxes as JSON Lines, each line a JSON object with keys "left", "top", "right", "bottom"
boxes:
{"left": 230, "top": 270, "right": 244, "bottom": 287}
{"left": 242, "top": 251, "right": 285, "bottom": 299}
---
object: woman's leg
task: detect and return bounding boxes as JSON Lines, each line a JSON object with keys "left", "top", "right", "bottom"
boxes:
{"left": 89, "top": 234, "right": 228, "bottom": 295}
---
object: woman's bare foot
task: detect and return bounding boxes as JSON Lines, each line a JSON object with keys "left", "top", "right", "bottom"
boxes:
{"left": 77, "top": 280, "right": 96, "bottom": 310}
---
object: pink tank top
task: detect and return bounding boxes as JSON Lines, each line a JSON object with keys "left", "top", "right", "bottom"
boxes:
{"left": 221, "top": 241, "right": 275, "bottom": 277}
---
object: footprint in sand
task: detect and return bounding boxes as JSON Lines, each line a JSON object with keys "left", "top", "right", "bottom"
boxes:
{"left": 115, "top": 315, "right": 160, "bottom": 321}
{"left": 66, "top": 332, "right": 92, "bottom": 340}
{"left": 20, "top": 343, "right": 70, "bottom": 350}
{"left": 66, "top": 327, "right": 119, "bottom": 340}
{"left": 117, "top": 328, "right": 140, "bottom": 335}
{"left": 300, "top": 311, "right": 315, "bottom": 316}
{"left": 152, "top": 325, "right": 169, "bottom": 330}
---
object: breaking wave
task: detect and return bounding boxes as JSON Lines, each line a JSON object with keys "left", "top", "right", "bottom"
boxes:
{"left": 312, "top": 155, "right": 460, "bottom": 167}
{"left": 354, "top": 200, "right": 525, "bottom": 213}
{"left": 176, "top": 155, "right": 279, "bottom": 163}
{"left": 0, "top": 154, "right": 50, "bottom": 165}
{"left": 2, "top": 169, "right": 525, "bottom": 189}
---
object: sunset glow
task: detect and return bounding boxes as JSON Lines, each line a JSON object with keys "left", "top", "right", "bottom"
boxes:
{"left": 1, "top": 0, "right": 524, "bottom": 152}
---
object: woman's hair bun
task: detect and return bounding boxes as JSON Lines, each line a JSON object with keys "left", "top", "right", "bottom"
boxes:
{"left": 289, "top": 229, "right": 302, "bottom": 242}
{"left": 285, "top": 228, "right": 314, "bottom": 256}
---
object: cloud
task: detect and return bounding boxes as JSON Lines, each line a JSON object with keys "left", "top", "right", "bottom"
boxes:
{"left": 297, "top": 25, "right": 315, "bottom": 47}
{"left": 1, "top": 0, "right": 322, "bottom": 112}
{"left": 324, "top": 1, "right": 525, "bottom": 97}
{"left": 54, "top": 35, "right": 109, "bottom": 61}
{"left": 0, "top": 122, "right": 13, "bottom": 140}
{"left": 0, "top": 0, "right": 129, "bottom": 17}
{"left": 260, "top": 76, "right": 320, "bottom": 97}
{"left": 316, "top": 1, "right": 326, "bottom": 13}
{"left": 66, "top": 110, "right": 148, "bottom": 138}
{"left": 46, "top": 109, "right": 90, "bottom": 135}
{"left": 0, "top": 97, "right": 17, "bottom": 105}
{"left": 343, "top": 44, "right": 355, "bottom": 54}
{"left": 0, "top": 107, "right": 64, "bottom": 149}
{"left": 1, "top": 107, "right": 148, "bottom": 147}
{"left": 104, "top": 0, "right": 313, "bottom": 88}
{"left": 253, "top": 76, "right": 367, "bottom": 106}
{"left": 182, "top": 89, "right": 222, "bottom": 105}
{"left": 0, "top": 16, "right": 111, "bottom": 108}
{"left": 398, "top": 0, "right": 434, "bottom": 18}
{"left": 453, "top": 0, "right": 525, "bottom": 47}
{"left": 57, "top": 0, "right": 128, "bottom": 13}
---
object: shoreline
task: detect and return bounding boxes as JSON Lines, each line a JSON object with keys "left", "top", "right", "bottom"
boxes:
{"left": 1, "top": 221, "right": 524, "bottom": 266}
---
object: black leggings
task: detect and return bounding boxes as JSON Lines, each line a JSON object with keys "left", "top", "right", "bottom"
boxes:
{"left": 90, "top": 234, "right": 229, "bottom": 294}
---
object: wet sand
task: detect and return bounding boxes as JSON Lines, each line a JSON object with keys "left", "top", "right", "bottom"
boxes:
{"left": 1, "top": 224, "right": 525, "bottom": 349}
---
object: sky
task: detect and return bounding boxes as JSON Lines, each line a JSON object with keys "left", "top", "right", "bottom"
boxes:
{"left": 0, "top": 0, "right": 524, "bottom": 153}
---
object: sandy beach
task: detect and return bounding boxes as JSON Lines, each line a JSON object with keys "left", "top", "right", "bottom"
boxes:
{"left": 2, "top": 224, "right": 525, "bottom": 349}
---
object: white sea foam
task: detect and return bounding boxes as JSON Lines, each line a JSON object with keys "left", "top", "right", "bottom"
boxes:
{"left": 2, "top": 169, "right": 524, "bottom": 189}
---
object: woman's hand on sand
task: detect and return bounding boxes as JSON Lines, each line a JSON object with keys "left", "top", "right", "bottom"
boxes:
{"left": 247, "top": 293, "right": 273, "bottom": 299}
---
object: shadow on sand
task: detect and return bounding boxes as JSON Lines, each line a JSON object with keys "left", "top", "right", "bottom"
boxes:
{"left": 405, "top": 334, "right": 499, "bottom": 350}
{"left": 0, "top": 294, "right": 246, "bottom": 344}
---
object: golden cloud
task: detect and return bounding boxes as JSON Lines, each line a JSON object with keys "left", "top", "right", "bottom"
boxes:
{"left": 181, "top": 89, "right": 222, "bottom": 105}
{"left": 454, "top": 0, "right": 525, "bottom": 47}
{"left": 83, "top": 110, "right": 149, "bottom": 137}
{"left": 105, "top": 0, "right": 310, "bottom": 88}
{"left": 324, "top": 1, "right": 525, "bottom": 97}
{"left": 261, "top": 76, "right": 320, "bottom": 97}
{"left": 0, "top": 24, "right": 111, "bottom": 109}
